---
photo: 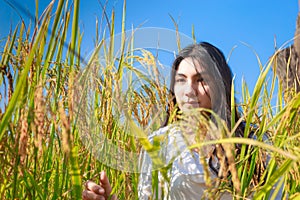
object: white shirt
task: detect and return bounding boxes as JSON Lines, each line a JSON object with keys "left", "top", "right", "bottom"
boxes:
{"left": 138, "top": 125, "right": 232, "bottom": 200}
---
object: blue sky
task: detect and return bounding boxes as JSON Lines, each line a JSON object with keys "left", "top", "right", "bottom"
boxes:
{"left": 0, "top": 0, "right": 298, "bottom": 101}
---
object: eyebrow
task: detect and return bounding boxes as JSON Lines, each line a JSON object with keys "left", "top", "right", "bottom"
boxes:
{"left": 175, "top": 73, "right": 203, "bottom": 78}
{"left": 175, "top": 73, "right": 187, "bottom": 77}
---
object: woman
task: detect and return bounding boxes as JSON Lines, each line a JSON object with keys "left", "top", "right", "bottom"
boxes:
{"left": 83, "top": 42, "right": 244, "bottom": 200}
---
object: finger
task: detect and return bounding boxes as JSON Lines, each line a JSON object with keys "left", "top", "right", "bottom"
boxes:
{"left": 85, "top": 180, "right": 105, "bottom": 195}
{"left": 111, "top": 194, "right": 118, "bottom": 200}
{"left": 99, "top": 171, "right": 112, "bottom": 196}
{"left": 82, "top": 190, "right": 105, "bottom": 200}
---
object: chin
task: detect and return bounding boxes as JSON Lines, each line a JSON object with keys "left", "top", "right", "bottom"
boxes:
{"left": 181, "top": 104, "right": 200, "bottom": 111}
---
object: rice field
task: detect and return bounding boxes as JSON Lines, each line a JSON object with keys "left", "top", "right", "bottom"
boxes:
{"left": 0, "top": 0, "right": 299, "bottom": 199}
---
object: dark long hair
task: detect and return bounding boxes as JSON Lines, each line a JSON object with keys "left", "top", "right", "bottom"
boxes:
{"left": 161, "top": 42, "right": 249, "bottom": 179}
{"left": 163, "top": 42, "right": 241, "bottom": 135}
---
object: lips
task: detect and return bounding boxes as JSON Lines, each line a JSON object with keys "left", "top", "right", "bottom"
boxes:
{"left": 184, "top": 101, "right": 200, "bottom": 105}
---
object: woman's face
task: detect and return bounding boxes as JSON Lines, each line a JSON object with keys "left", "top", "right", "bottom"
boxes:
{"left": 174, "top": 57, "right": 211, "bottom": 112}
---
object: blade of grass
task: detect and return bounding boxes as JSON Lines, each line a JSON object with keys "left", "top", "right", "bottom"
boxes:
{"left": 253, "top": 159, "right": 294, "bottom": 199}
{"left": 0, "top": 1, "right": 52, "bottom": 141}
{"left": 41, "top": 0, "right": 65, "bottom": 79}
{"left": 69, "top": 0, "right": 80, "bottom": 69}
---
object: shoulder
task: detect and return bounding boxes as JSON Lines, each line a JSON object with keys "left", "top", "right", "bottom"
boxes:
{"left": 147, "top": 124, "right": 179, "bottom": 141}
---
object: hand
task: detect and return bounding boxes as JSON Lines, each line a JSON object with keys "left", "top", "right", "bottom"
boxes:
{"left": 82, "top": 171, "right": 117, "bottom": 200}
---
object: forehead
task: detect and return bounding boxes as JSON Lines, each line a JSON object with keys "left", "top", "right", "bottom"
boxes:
{"left": 176, "top": 57, "right": 204, "bottom": 75}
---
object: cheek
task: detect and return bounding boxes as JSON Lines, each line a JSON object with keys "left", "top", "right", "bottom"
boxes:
{"left": 174, "top": 86, "right": 182, "bottom": 100}
{"left": 204, "top": 86, "right": 210, "bottom": 96}
{"left": 197, "top": 85, "right": 211, "bottom": 106}
{"left": 197, "top": 84, "right": 210, "bottom": 96}
{"left": 174, "top": 85, "right": 184, "bottom": 108}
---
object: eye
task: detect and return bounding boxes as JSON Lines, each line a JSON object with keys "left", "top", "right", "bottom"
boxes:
{"left": 197, "top": 77, "right": 204, "bottom": 82}
{"left": 175, "top": 78, "right": 186, "bottom": 83}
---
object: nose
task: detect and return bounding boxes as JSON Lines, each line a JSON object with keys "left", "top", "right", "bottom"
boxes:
{"left": 183, "top": 82, "right": 197, "bottom": 97}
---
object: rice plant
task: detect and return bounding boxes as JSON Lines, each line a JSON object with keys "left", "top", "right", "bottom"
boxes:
{"left": 0, "top": 0, "right": 299, "bottom": 199}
